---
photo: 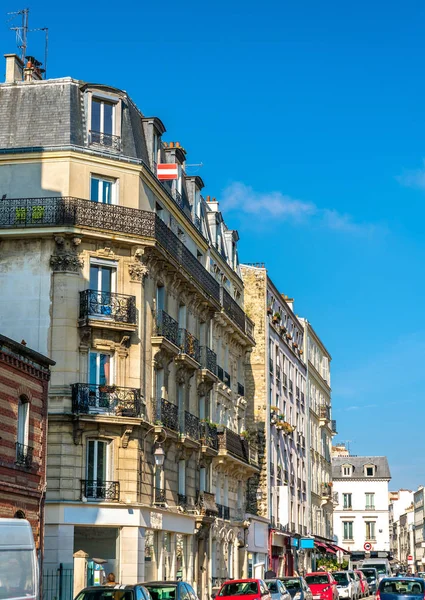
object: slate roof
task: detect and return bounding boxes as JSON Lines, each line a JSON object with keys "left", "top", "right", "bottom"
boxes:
{"left": 0, "top": 78, "right": 149, "bottom": 164}
{"left": 332, "top": 456, "right": 391, "bottom": 479}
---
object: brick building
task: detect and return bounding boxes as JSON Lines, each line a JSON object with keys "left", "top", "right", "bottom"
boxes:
{"left": 0, "top": 334, "right": 54, "bottom": 554}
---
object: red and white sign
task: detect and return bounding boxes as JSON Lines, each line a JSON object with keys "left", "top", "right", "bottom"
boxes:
{"left": 364, "top": 542, "right": 372, "bottom": 551}
{"left": 157, "top": 163, "right": 178, "bottom": 180}
{"left": 408, "top": 555, "right": 414, "bottom": 562}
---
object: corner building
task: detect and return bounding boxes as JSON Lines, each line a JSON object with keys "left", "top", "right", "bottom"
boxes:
{"left": 241, "top": 265, "right": 307, "bottom": 576}
{"left": 0, "top": 54, "right": 259, "bottom": 596}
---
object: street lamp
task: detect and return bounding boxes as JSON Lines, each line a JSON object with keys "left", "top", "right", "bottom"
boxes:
{"left": 154, "top": 445, "right": 165, "bottom": 467}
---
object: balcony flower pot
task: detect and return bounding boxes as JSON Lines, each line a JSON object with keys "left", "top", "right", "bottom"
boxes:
{"left": 267, "top": 307, "right": 273, "bottom": 315}
{"left": 99, "top": 385, "right": 116, "bottom": 393}
{"left": 272, "top": 312, "right": 281, "bottom": 324}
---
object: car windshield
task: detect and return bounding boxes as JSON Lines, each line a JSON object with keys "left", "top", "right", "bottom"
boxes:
{"left": 380, "top": 580, "right": 424, "bottom": 595}
{"left": 333, "top": 574, "right": 349, "bottom": 585}
{"left": 305, "top": 576, "right": 329, "bottom": 585}
{"left": 75, "top": 592, "right": 134, "bottom": 600}
{"left": 219, "top": 582, "right": 259, "bottom": 596}
{"left": 281, "top": 580, "right": 301, "bottom": 591}
{"left": 266, "top": 582, "right": 279, "bottom": 593}
{"left": 144, "top": 586, "right": 177, "bottom": 600}
{"left": 0, "top": 550, "right": 37, "bottom": 600}
{"left": 366, "top": 565, "right": 388, "bottom": 575}
{"left": 360, "top": 570, "right": 377, "bottom": 580}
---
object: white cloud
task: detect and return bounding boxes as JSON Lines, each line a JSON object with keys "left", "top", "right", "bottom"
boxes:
{"left": 398, "top": 161, "right": 425, "bottom": 190}
{"left": 221, "top": 182, "right": 378, "bottom": 235}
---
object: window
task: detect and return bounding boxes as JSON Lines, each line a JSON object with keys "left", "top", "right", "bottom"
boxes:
{"left": 365, "top": 521, "right": 376, "bottom": 540}
{"left": 343, "top": 521, "right": 353, "bottom": 540}
{"left": 17, "top": 396, "right": 29, "bottom": 448}
{"left": 90, "top": 261, "right": 116, "bottom": 297}
{"left": 85, "top": 440, "right": 109, "bottom": 499}
{"left": 156, "top": 285, "right": 165, "bottom": 311}
{"left": 342, "top": 464, "right": 352, "bottom": 477}
{"left": 90, "top": 96, "right": 120, "bottom": 149}
{"left": 178, "top": 460, "right": 186, "bottom": 497}
{"left": 365, "top": 465, "right": 375, "bottom": 477}
{"left": 365, "top": 493, "right": 375, "bottom": 509}
{"left": 343, "top": 493, "right": 352, "bottom": 509}
{"left": 89, "top": 352, "right": 112, "bottom": 387}
{"left": 90, "top": 176, "right": 116, "bottom": 205}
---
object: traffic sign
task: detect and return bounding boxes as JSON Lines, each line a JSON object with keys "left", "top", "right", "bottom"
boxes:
{"left": 408, "top": 555, "right": 413, "bottom": 562}
{"left": 364, "top": 542, "right": 372, "bottom": 551}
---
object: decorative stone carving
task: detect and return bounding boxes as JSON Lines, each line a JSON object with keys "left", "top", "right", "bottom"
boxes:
{"left": 128, "top": 261, "right": 149, "bottom": 283}
{"left": 51, "top": 235, "right": 83, "bottom": 273}
{"left": 121, "top": 426, "right": 134, "bottom": 448}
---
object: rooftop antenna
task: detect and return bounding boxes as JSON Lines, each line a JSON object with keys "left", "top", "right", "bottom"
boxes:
{"left": 31, "top": 27, "right": 49, "bottom": 78}
{"left": 7, "top": 7, "right": 29, "bottom": 63}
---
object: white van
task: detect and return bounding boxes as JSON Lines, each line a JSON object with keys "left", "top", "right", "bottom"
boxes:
{"left": 0, "top": 518, "right": 38, "bottom": 600}
{"left": 359, "top": 559, "right": 391, "bottom": 582}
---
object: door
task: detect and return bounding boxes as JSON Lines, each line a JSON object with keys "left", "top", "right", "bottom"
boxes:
{"left": 86, "top": 440, "right": 107, "bottom": 499}
{"left": 89, "top": 352, "right": 112, "bottom": 411}
{"left": 89, "top": 263, "right": 116, "bottom": 317}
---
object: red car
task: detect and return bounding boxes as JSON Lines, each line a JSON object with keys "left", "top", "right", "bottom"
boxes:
{"left": 218, "top": 579, "right": 273, "bottom": 600}
{"left": 305, "top": 572, "right": 339, "bottom": 600}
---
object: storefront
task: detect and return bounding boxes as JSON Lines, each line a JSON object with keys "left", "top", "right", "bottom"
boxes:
{"left": 246, "top": 517, "right": 268, "bottom": 578}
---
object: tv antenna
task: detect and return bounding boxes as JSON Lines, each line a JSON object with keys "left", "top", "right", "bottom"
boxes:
{"left": 7, "top": 8, "right": 49, "bottom": 78}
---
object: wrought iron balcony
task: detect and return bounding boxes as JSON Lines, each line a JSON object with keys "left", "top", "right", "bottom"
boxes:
{"left": 155, "top": 309, "right": 179, "bottom": 346}
{"left": 237, "top": 382, "right": 245, "bottom": 396}
{"left": 72, "top": 383, "right": 144, "bottom": 418}
{"left": 178, "top": 493, "right": 187, "bottom": 506}
{"left": 200, "top": 346, "right": 217, "bottom": 374}
{"left": 199, "top": 421, "right": 218, "bottom": 450}
{"left": 217, "top": 426, "right": 250, "bottom": 464}
{"left": 81, "top": 479, "right": 120, "bottom": 501}
{"left": 154, "top": 487, "right": 166, "bottom": 505}
{"left": 89, "top": 130, "right": 121, "bottom": 151}
{"left": 196, "top": 490, "right": 219, "bottom": 516}
{"left": 319, "top": 404, "right": 331, "bottom": 421}
{"left": 155, "top": 398, "right": 179, "bottom": 431}
{"left": 222, "top": 288, "right": 246, "bottom": 332}
{"left": 15, "top": 442, "right": 33, "bottom": 469}
{"left": 80, "top": 290, "right": 136, "bottom": 325}
{"left": 178, "top": 328, "right": 200, "bottom": 362}
{"left": 180, "top": 410, "right": 200, "bottom": 440}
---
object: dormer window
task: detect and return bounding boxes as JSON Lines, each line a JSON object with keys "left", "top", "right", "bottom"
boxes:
{"left": 364, "top": 464, "right": 375, "bottom": 477}
{"left": 89, "top": 94, "right": 121, "bottom": 151}
{"left": 342, "top": 464, "right": 352, "bottom": 477}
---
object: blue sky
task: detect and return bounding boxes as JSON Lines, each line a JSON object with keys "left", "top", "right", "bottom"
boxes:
{"left": 6, "top": 0, "right": 425, "bottom": 489}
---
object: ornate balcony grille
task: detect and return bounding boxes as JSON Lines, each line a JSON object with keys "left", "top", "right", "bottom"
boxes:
{"left": 178, "top": 494, "right": 187, "bottom": 506}
{"left": 15, "top": 442, "right": 33, "bottom": 469}
{"left": 180, "top": 411, "right": 200, "bottom": 440}
{"left": 89, "top": 130, "right": 121, "bottom": 151}
{"left": 155, "top": 309, "right": 179, "bottom": 346}
{"left": 217, "top": 365, "right": 224, "bottom": 383}
{"left": 80, "top": 290, "right": 136, "bottom": 324}
{"left": 237, "top": 382, "right": 245, "bottom": 396}
{"left": 319, "top": 404, "right": 331, "bottom": 420}
{"left": 178, "top": 328, "right": 200, "bottom": 362}
{"left": 196, "top": 490, "right": 219, "bottom": 516}
{"left": 72, "top": 383, "right": 144, "bottom": 418}
{"left": 222, "top": 288, "right": 245, "bottom": 332}
{"left": 0, "top": 197, "right": 221, "bottom": 303}
{"left": 155, "top": 398, "right": 178, "bottom": 431}
{"left": 81, "top": 479, "right": 120, "bottom": 501}
{"left": 217, "top": 427, "right": 250, "bottom": 464}
{"left": 200, "top": 346, "right": 217, "bottom": 374}
{"left": 199, "top": 421, "right": 218, "bottom": 449}
{"left": 154, "top": 487, "right": 166, "bottom": 505}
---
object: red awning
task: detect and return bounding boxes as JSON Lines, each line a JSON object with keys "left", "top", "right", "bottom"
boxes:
{"left": 325, "top": 544, "right": 336, "bottom": 554}
{"left": 330, "top": 544, "right": 351, "bottom": 554}
{"left": 315, "top": 541, "right": 328, "bottom": 550}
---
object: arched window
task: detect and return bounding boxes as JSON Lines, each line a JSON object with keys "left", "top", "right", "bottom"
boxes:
{"left": 17, "top": 396, "right": 29, "bottom": 448}
{"left": 14, "top": 510, "right": 26, "bottom": 519}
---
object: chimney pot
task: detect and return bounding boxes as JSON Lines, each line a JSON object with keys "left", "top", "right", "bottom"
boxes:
{"left": 206, "top": 195, "right": 211, "bottom": 202}
{"left": 176, "top": 142, "right": 180, "bottom": 148}
{"left": 169, "top": 142, "right": 174, "bottom": 148}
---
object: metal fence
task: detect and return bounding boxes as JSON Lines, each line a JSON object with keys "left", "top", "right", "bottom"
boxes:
{"left": 42, "top": 564, "right": 74, "bottom": 600}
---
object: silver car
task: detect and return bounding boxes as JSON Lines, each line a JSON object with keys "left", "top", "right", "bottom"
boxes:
{"left": 266, "top": 579, "right": 292, "bottom": 600}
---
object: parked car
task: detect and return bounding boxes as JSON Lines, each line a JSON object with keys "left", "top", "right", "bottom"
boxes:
{"left": 304, "top": 572, "right": 339, "bottom": 600}
{"left": 332, "top": 572, "right": 356, "bottom": 600}
{"left": 360, "top": 560, "right": 392, "bottom": 582}
{"left": 144, "top": 581, "right": 198, "bottom": 600}
{"left": 279, "top": 577, "right": 313, "bottom": 600}
{"left": 358, "top": 568, "right": 379, "bottom": 594}
{"left": 266, "top": 579, "right": 292, "bottom": 600}
{"left": 217, "top": 579, "right": 272, "bottom": 600}
{"left": 376, "top": 577, "right": 424, "bottom": 600}
{"left": 75, "top": 585, "right": 152, "bottom": 600}
{"left": 347, "top": 572, "right": 361, "bottom": 600}
{"left": 355, "top": 571, "right": 369, "bottom": 598}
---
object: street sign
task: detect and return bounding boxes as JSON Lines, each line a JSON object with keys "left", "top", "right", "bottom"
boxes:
{"left": 408, "top": 555, "right": 414, "bottom": 563}
{"left": 364, "top": 542, "right": 372, "bottom": 551}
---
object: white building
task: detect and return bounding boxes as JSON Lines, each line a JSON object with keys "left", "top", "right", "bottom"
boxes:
{"left": 332, "top": 452, "right": 391, "bottom": 553}
{"left": 389, "top": 490, "right": 414, "bottom": 564}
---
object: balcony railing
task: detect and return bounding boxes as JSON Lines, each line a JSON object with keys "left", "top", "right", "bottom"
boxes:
{"left": 222, "top": 288, "right": 245, "bottom": 332}
{"left": 81, "top": 479, "right": 120, "bottom": 501}
{"left": 155, "top": 398, "right": 178, "bottom": 431}
{"left": 80, "top": 290, "right": 136, "bottom": 324}
{"left": 237, "top": 382, "right": 245, "bottom": 396}
{"left": 154, "top": 487, "right": 166, "bottom": 505}
{"left": 180, "top": 410, "right": 200, "bottom": 440}
{"left": 217, "top": 426, "right": 250, "bottom": 464}
{"left": 196, "top": 490, "right": 219, "bottom": 516}
{"left": 199, "top": 421, "right": 218, "bottom": 450}
{"left": 216, "top": 504, "right": 230, "bottom": 519}
{"left": 200, "top": 346, "right": 217, "bottom": 374}
{"left": 89, "top": 130, "right": 121, "bottom": 151}
{"left": 72, "top": 383, "right": 144, "bottom": 418}
{"left": 155, "top": 309, "right": 179, "bottom": 346}
{"left": 178, "top": 328, "right": 200, "bottom": 362}
{"left": 319, "top": 404, "right": 331, "bottom": 420}
{"left": 178, "top": 493, "right": 187, "bottom": 506}
{"left": 15, "top": 442, "right": 33, "bottom": 469}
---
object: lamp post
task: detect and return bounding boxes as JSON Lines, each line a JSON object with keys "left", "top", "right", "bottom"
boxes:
{"left": 154, "top": 444, "right": 165, "bottom": 468}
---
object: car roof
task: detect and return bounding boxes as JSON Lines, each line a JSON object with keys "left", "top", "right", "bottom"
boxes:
{"left": 144, "top": 582, "right": 181, "bottom": 586}
{"left": 81, "top": 586, "right": 137, "bottom": 591}
{"left": 306, "top": 572, "right": 331, "bottom": 576}
{"left": 221, "top": 579, "right": 261, "bottom": 584}
{"left": 381, "top": 577, "right": 423, "bottom": 581}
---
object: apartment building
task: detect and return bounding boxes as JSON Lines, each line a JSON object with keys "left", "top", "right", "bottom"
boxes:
{"left": 389, "top": 489, "right": 414, "bottom": 565}
{"left": 241, "top": 265, "right": 307, "bottom": 576}
{"left": 299, "top": 319, "right": 336, "bottom": 551}
{"left": 414, "top": 487, "right": 425, "bottom": 572}
{"left": 332, "top": 451, "right": 391, "bottom": 553}
{"left": 0, "top": 53, "right": 259, "bottom": 597}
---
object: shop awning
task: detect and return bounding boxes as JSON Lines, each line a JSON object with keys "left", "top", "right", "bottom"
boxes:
{"left": 325, "top": 545, "right": 336, "bottom": 554}
{"left": 315, "top": 541, "right": 328, "bottom": 550}
{"left": 329, "top": 543, "right": 350, "bottom": 554}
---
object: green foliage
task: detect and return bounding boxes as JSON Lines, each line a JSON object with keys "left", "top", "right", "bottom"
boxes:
{"left": 317, "top": 557, "right": 349, "bottom": 571}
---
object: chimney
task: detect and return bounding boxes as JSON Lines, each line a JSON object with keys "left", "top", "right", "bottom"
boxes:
{"left": 4, "top": 54, "right": 24, "bottom": 83}
{"left": 23, "top": 56, "right": 43, "bottom": 82}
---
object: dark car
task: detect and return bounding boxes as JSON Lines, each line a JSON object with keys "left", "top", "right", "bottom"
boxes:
{"left": 217, "top": 579, "right": 272, "bottom": 600}
{"left": 358, "top": 568, "right": 379, "bottom": 594}
{"left": 144, "top": 581, "right": 199, "bottom": 600}
{"left": 377, "top": 577, "right": 425, "bottom": 600}
{"left": 75, "top": 585, "right": 152, "bottom": 600}
{"left": 278, "top": 577, "right": 313, "bottom": 600}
